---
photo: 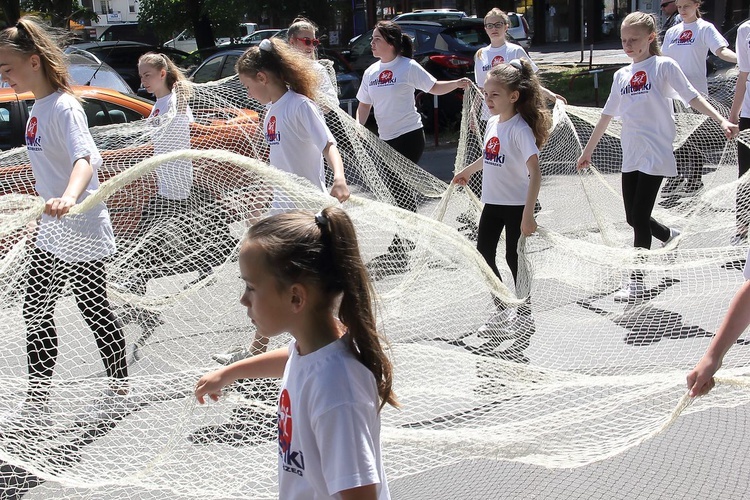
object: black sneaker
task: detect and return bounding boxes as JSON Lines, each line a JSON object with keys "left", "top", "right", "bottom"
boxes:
{"left": 676, "top": 179, "right": 704, "bottom": 197}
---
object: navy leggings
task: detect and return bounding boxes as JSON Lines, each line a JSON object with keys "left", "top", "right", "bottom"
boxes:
{"left": 621, "top": 170, "right": 670, "bottom": 249}
{"left": 24, "top": 247, "right": 128, "bottom": 403}
{"left": 476, "top": 203, "right": 524, "bottom": 284}
{"left": 382, "top": 128, "right": 426, "bottom": 213}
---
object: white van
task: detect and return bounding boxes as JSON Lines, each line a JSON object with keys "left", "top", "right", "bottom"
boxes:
{"left": 239, "top": 23, "right": 259, "bottom": 38}
{"left": 163, "top": 29, "right": 198, "bottom": 53}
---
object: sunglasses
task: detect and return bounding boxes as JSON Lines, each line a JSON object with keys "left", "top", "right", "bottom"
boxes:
{"left": 660, "top": 0, "right": 675, "bottom": 7}
{"left": 293, "top": 37, "right": 320, "bottom": 47}
{"left": 484, "top": 22, "right": 506, "bottom": 29}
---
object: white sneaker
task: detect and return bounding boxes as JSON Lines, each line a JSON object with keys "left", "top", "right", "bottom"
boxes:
{"left": 84, "top": 389, "right": 140, "bottom": 422}
{"left": 477, "top": 309, "right": 516, "bottom": 338}
{"left": 662, "top": 227, "right": 681, "bottom": 247}
{"left": 613, "top": 281, "right": 645, "bottom": 303}
{"left": 212, "top": 345, "right": 252, "bottom": 365}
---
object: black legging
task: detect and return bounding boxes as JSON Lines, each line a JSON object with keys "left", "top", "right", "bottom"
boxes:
{"left": 24, "top": 246, "right": 128, "bottom": 403}
{"left": 737, "top": 118, "right": 750, "bottom": 232}
{"left": 476, "top": 203, "right": 524, "bottom": 284}
{"left": 621, "top": 170, "right": 671, "bottom": 249}
{"left": 382, "top": 128, "right": 426, "bottom": 213}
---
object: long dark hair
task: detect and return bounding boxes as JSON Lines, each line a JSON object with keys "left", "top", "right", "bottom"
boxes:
{"left": 375, "top": 21, "right": 413, "bottom": 59}
{"left": 487, "top": 59, "right": 551, "bottom": 148}
{"left": 235, "top": 38, "right": 319, "bottom": 100}
{"left": 0, "top": 16, "right": 72, "bottom": 94}
{"left": 247, "top": 207, "right": 398, "bottom": 410}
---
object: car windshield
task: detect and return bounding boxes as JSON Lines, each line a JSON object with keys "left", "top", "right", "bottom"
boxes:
{"left": 68, "top": 65, "right": 134, "bottom": 94}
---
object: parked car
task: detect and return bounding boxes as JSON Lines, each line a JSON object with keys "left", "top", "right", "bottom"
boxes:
{"left": 97, "top": 23, "right": 159, "bottom": 46}
{"left": 0, "top": 86, "right": 152, "bottom": 151}
{"left": 342, "top": 18, "right": 491, "bottom": 126}
{"left": 65, "top": 51, "right": 136, "bottom": 95}
{"left": 163, "top": 29, "right": 198, "bottom": 53}
{"left": 189, "top": 47, "right": 360, "bottom": 111}
{"left": 240, "top": 29, "right": 282, "bottom": 45}
{"left": 65, "top": 42, "right": 191, "bottom": 94}
{"left": 391, "top": 9, "right": 467, "bottom": 22}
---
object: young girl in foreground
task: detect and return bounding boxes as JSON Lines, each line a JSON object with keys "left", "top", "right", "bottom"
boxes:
{"left": 687, "top": 247, "right": 750, "bottom": 397}
{"left": 453, "top": 59, "right": 550, "bottom": 361}
{"left": 577, "top": 12, "right": 737, "bottom": 302}
{"left": 195, "top": 207, "right": 396, "bottom": 499}
{"left": 0, "top": 17, "right": 129, "bottom": 420}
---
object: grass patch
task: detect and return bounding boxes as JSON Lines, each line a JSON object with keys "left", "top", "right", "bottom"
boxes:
{"left": 539, "top": 65, "right": 621, "bottom": 107}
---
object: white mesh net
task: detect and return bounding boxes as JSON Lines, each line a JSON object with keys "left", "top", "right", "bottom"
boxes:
{"left": 0, "top": 70, "right": 749, "bottom": 499}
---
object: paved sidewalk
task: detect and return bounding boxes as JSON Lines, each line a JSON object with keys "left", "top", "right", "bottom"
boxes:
{"left": 529, "top": 41, "right": 629, "bottom": 66}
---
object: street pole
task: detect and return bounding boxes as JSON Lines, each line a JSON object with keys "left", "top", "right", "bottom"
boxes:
{"left": 579, "top": 0, "right": 585, "bottom": 63}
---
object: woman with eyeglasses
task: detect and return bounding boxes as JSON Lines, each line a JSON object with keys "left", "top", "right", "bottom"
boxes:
{"left": 355, "top": 20, "right": 470, "bottom": 278}
{"left": 287, "top": 17, "right": 338, "bottom": 109}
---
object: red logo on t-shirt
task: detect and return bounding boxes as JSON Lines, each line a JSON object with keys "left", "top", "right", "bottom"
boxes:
{"left": 491, "top": 55, "right": 505, "bottom": 67}
{"left": 267, "top": 116, "right": 276, "bottom": 136}
{"left": 678, "top": 30, "right": 694, "bottom": 43}
{"left": 484, "top": 136, "right": 505, "bottom": 164}
{"left": 278, "top": 389, "right": 293, "bottom": 454}
{"left": 378, "top": 70, "right": 394, "bottom": 84}
{"left": 26, "top": 117, "right": 37, "bottom": 144}
{"left": 630, "top": 71, "right": 648, "bottom": 90}
{"left": 152, "top": 108, "right": 160, "bottom": 117}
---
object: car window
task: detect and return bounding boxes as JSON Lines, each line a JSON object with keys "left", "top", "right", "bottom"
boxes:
{"left": 445, "top": 26, "right": 490, "bottom": 49}
{"left": 219, "top": 55, "right": 240, "bottom": 79}
{"left": 401, "top": 28, "right": 423, "bottom": 51}
{"left": 81, "top": 99, "right": 144, "bottom": 127}
{"left": 0, "top": 103, "right": 15, "bottom": 151}
{"left": 193, "top": 56, "right": 224, "bottom": 83}
{"left": 351, "top": 31, "right": 373, "bottom": 58}
{"left": 508, "top": 14, "right": 521, "bottom": 29}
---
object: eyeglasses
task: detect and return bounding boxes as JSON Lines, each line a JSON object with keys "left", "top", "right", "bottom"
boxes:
{"left": 293, "top": 37, "right": 320, "bottom": 47}
{"left": 660, "top": 0, "right": 675, "bottom": 7}
{"left": 484, "top": 22, "right": 506, "bottom": 29}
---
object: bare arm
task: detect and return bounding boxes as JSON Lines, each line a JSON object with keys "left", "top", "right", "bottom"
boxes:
{"left": 46, "top": 157, "right": 93, "bottom": 218}
{"left": 715, "top": 46, "right": 738, "bottom": 64}
{"left": 687, "top": 280, "right": 750, "bottom": 396}
{"left": 195, "top": 347, "right": 288, "bottom": 404}
{"left": 452, "top": 156, "right": 483, "bottom": 185}
{"left": 323, "top": 142, "right": 350, "bottom": 202}
{"left": 689, "top": 95, "right": 739, "bottom": 138}
{"left": 576, "top": 114, "right": 613, "bottom": 170}
{"left": 356, "top": 102, "right": 372, "bottom": 126}
{"left": 429, "top": 78, "right": 471, "bottom": 96}
{"left": 521, "top": 154, "right": 541, "bottom": 236}
{"left": 339, "top": 484, "right": 378, "bottom": 500}
{"left": 730, "top": 71, "right": 748, "bottom": 124}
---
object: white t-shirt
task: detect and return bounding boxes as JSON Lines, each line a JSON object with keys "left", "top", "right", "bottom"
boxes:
{"left": 264, "top": 90, "right": 333, "bottom": 192}
{"left": 278, "top": 337, "right": 390, "bottom": 500}
{"left": 474, "top": 42, "right": 539, "bottom": 88}
{"left": 314, "top": 60, "right": 339, "bottom": 110}
{"left": 602, "top": 56, "right": 700, "bottom": 177}
{"left": 736, "top": 21, "right": 750, "bottom": 118}
{"left": 150, "top": 92, "right": 195, "bottom": 200}
{"left": 356, "top": 56, "right": 436, "bottom": 140}
{"left": 662, "top": 19, "right": 728, "bottom": 95}
{"left": 744, "top": 248, "right": 750, "bottom": 279}
{"left": 26, "top": 91, "right": 115, "bottom": 262}
{"left": 480, "top": 113, "right": 539, "bottom": 206}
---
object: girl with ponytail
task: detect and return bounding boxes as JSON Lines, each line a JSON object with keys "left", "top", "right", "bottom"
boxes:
{"left": 577, "top": 12, "right": 737, "bottom": 302}
{"left": 196, "top": 207, "right": 395, "bottom": 499}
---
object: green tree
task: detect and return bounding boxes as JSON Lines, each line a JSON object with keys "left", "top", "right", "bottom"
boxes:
{"left": 1, "top": 0, "right": 21, "bottom": 26}
{"left": 20, "top": 0, "right": 98, "bottom": 27}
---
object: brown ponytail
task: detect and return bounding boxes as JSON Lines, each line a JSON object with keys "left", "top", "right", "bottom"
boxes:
{"left": 375, "top": 21, "right": 413, "bottom": 59}
{"left": 247, "top": 208, "right": 398, "bottom": 410}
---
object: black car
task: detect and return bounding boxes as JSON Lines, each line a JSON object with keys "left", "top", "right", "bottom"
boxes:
{"left": 188, "top": 47, "right": 361, "bottom": 112}
{"left": 65, "top": 42, "right": 191, "bottom": 94}
{"left": 342, "top": 19, "right": 492, "bottom": 127}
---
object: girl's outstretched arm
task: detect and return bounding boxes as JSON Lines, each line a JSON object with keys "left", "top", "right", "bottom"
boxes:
{"left": 429, "top": 78, "right": 472, "bottom": 95}
{"left": 715, "top": 46, "right": 738, "bottom": 64}
{"left": 687, "top": 280, "right": 750, "bottom": 397}
{"left": 577, "top": 114, "right": 613, "bottom": 170}
{"left": 195, "top": 347, "right": 288, "bottom": 404}
{"left": 689, "top": 95, "right": 739, "bottom": 139}
{"left": 521, "top": 154, "right": 541, "bottom": 236}
{"left": 46, "top": 157, "right": 94, "bottom": 218}
{"left": 323, "top": 142, "right": 350, "bottom": 202}
{"left": 452, "top": 156, "right": 483, "bottom": 186}
{"left": 339, "top": 484, "right": 378, "bottom": 500}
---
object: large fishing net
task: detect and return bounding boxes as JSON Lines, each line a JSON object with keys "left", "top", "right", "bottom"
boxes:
{"left": 0, "top": 68, "right": 748, "bottom": 499}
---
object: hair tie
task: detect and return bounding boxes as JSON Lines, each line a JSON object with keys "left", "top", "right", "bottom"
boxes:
{"left": 509, "top": 59, "right": 523, "bottom": 71}
{"left": 314, "top": 211, "right": 329, "bottom": 229}
{"left": 259, "top": 39, "right": 273, "bottom": 52}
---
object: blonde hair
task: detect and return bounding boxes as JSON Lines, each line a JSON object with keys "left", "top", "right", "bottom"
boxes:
{"left": 622, "top": 12, "right": 661, "bottom": 56}
{"left": 484, "top": 8, "right": 510, "bottom": 25}
{"left": 0, "top": 16, "right": 72, "bottom": 94}
{"left": 681, "top": 0, "right": 704, "bottom": 18}
{"left": 247, "top": 208, "right": 398, "bottom": 410}
{"left": 486, "top": 59, "right": 551, "bottom": 148}
{"left": 138, "top": 52, "right": 187, "bottom": 91}
{"left": 235, "top": 38, "right": 319, "bottom": 100}
{"left": 288, "top": 17, "right": 318, "bottom": 39}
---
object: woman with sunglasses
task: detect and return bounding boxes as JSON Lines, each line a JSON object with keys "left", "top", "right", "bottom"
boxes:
{"left": 287, "top": 17, "right": 338, "bottom": 109}
{"left": 659, "top": 0, "right": 681, "bottom": 41}
{"left": 356, "top": 20, "right": 470, "bottom": 278}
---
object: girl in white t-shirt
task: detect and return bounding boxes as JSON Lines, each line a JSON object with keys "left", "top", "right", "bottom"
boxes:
{"left": 661, "top": 0, "right": 737, "bottom": 194}
{"left": 686, "top": 246, "right": 750, "bottom": 397}
{"left": 730, "top": 19, "right": 750, "bottom": 246}
{"left": 577, "top": 12, "right": 737, "bottom": 302}
{"left": 195, "top": 207, "right": 396, "bottom": 500}
{"left": 356, "top": 20, "right": 470, "bottom": 276}
{"left": 453, "top": 59, "right": 550, "bottom": 363}
{"left": 287, "top": 17, "right": 338, "bottom": 109}
{"left": 0, "top": 17, "right": 129, "bottom": 422}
